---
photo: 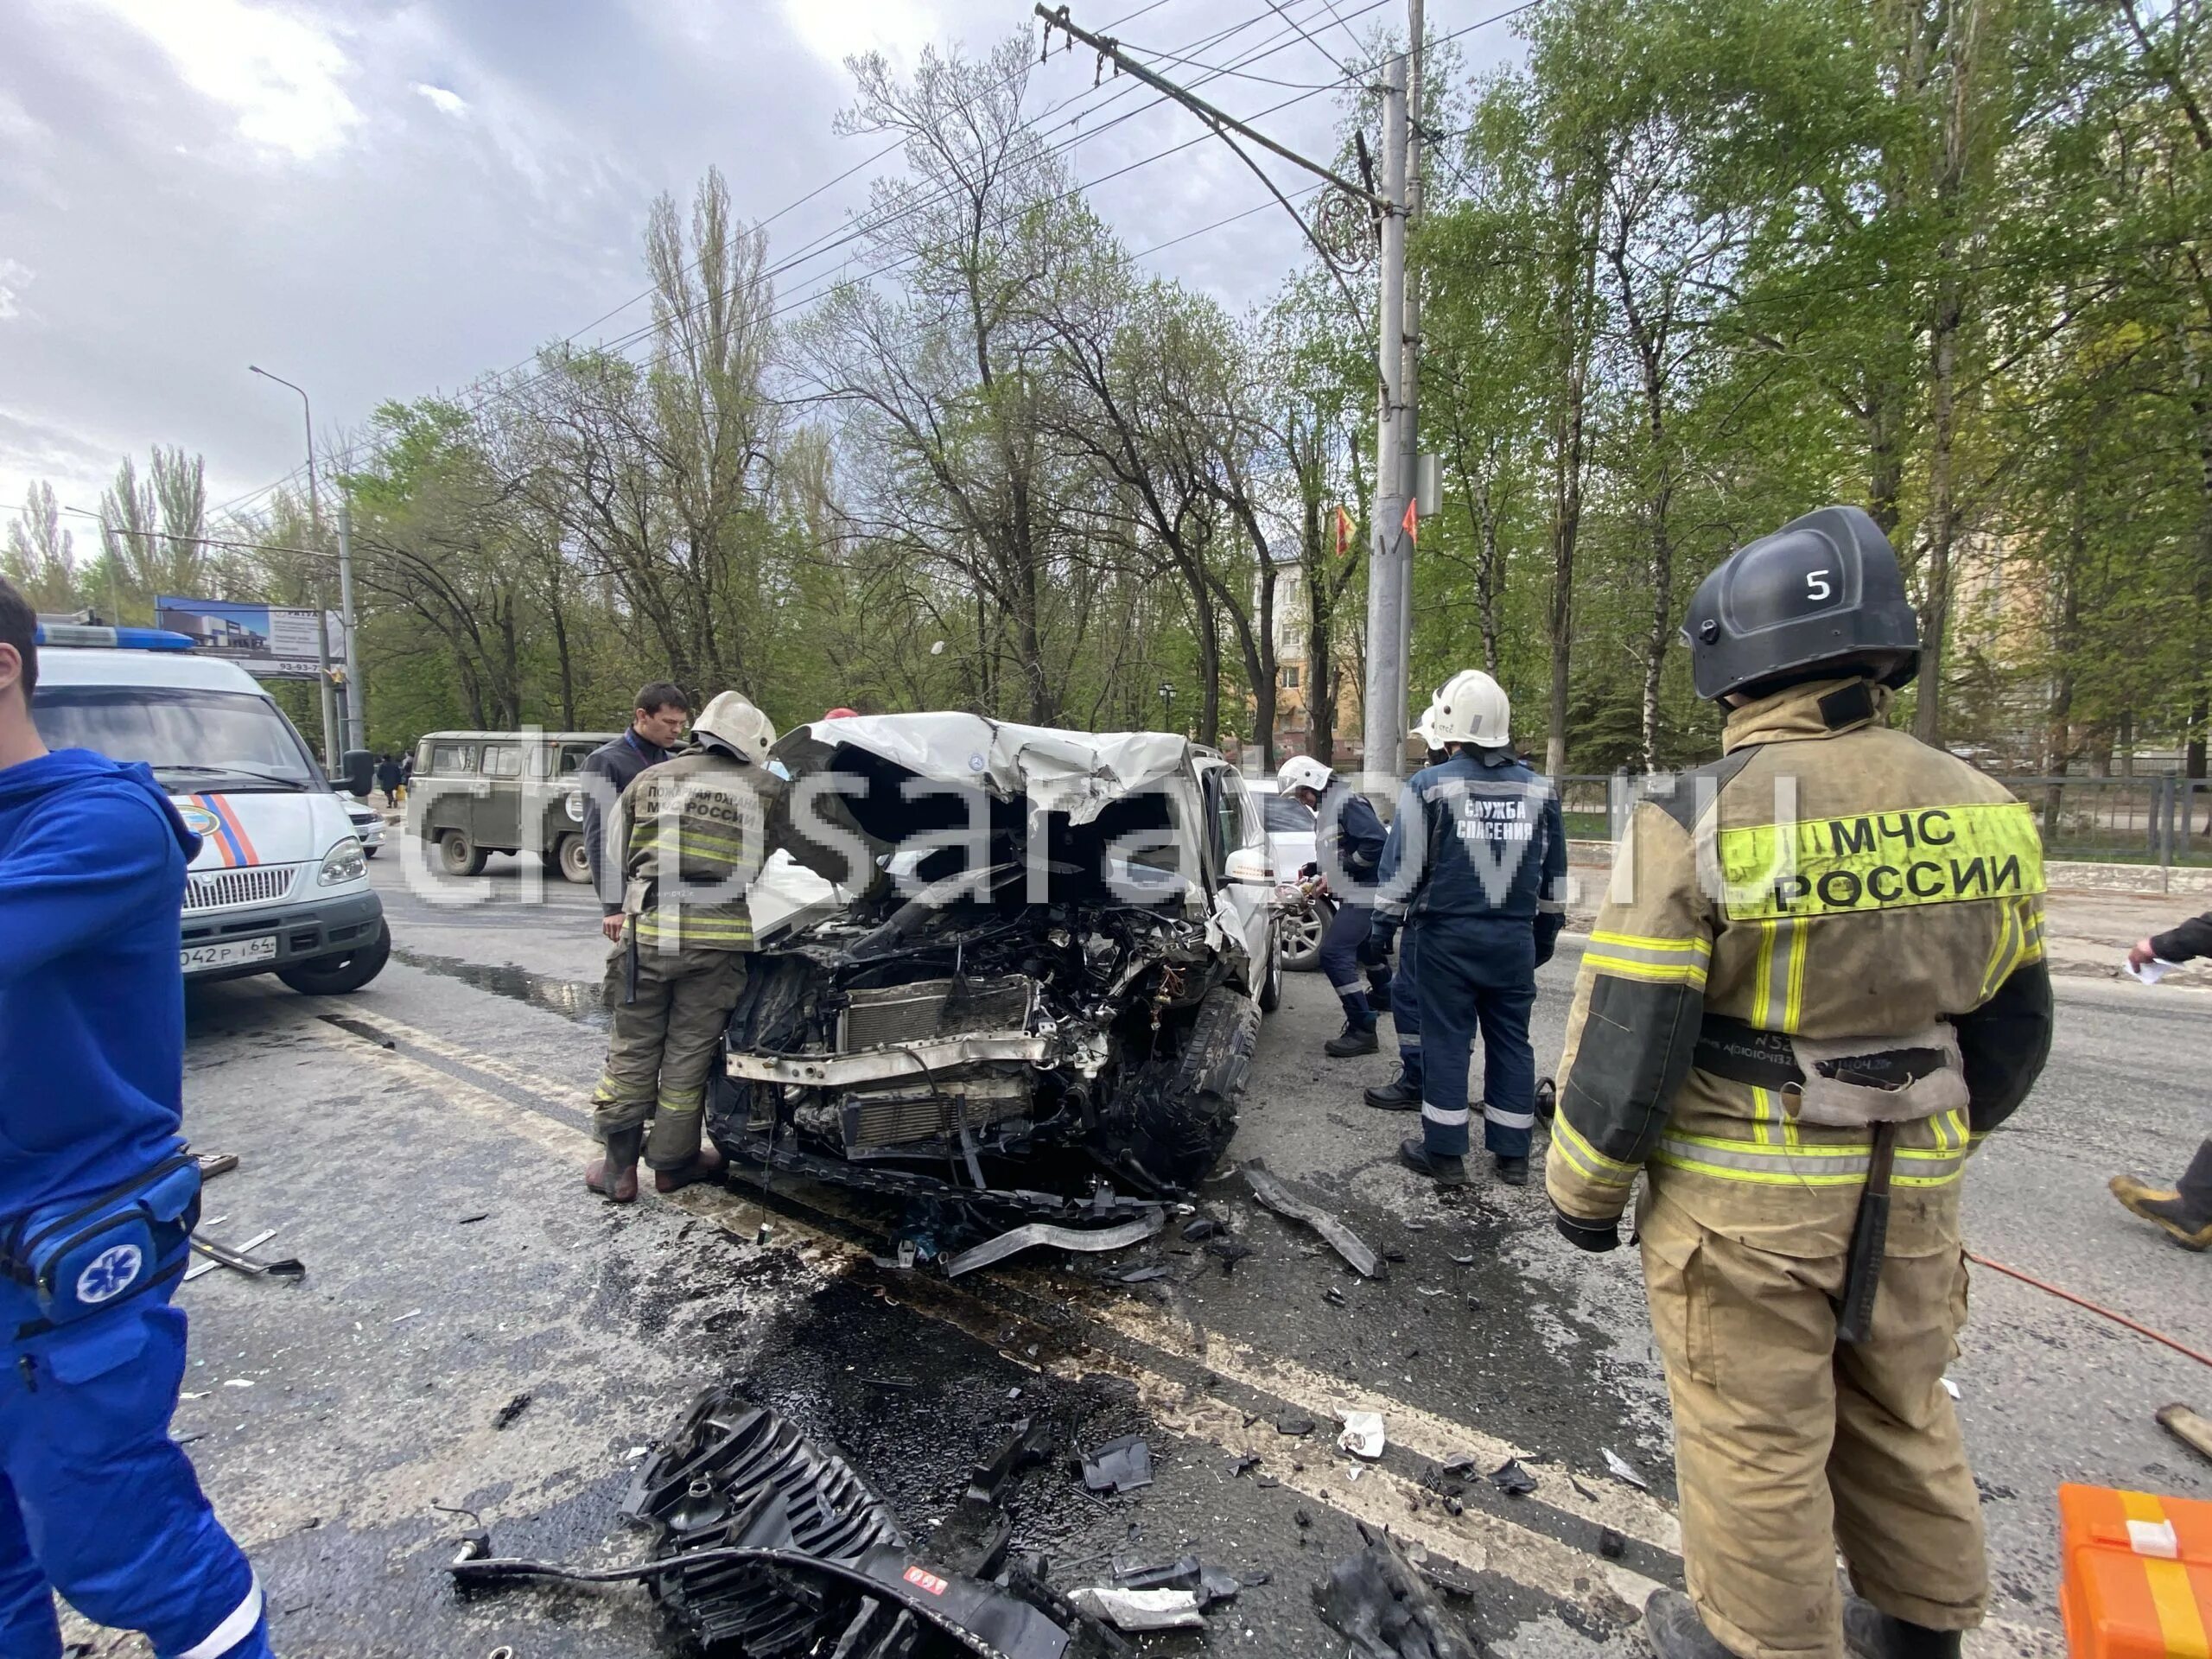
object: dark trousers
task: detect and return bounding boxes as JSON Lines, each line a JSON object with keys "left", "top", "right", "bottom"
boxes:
{"left": 1414, "top": 922, "right": 1537, "bottom": 1160}
{"left": 1393, "top": 918, "right": 1422, "bottom": 1084}
{"left": 1319, "top": 899, "right": 1389, "bottom": 1025}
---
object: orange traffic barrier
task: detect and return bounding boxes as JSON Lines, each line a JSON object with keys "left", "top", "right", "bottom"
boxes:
{"left": 2061, "top": 1483, "right": 2212, "bottom": 1658}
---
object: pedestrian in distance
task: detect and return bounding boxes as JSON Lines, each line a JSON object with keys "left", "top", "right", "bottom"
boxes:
{"left": 2111, "top": 916, "right": 2212, "bottom": 1249}
{"left": 1365, "top": 670, "right": 1566, "bottom": 1189}
{"left": 584, "top": 691, "right": 885, "bottom": 1204}
{"left": 397, "top": 747, "right": 413, "bottom": 804}
{"left": 1546, "top": 506, "right": 2056, "bottom": 1659}
{"left": 579, "top": 683, "right": 690, "bottom": 944}
{"left": 373, "top": 752, "right": 402, "bottom": 808}
{"left": 0, "top": 575, "right": 274, "bottom": 1658}
{"left": 1277, "top": 754, "right": 1392, "bottom": 1058}
{"left": 1363, "top": 703, "right": 1452, "bottom": 1115}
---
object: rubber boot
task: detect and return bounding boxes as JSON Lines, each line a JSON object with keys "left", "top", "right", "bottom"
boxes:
{"left": 586, "top": 1127, "right": 644, "bottom": 1204}
{"left": 1843, "top": 1596, "right": 1962, "bottom": 1659}
{"left": 2110, "top": 1138, "right": 2212, "bottom": 1249}
{"left": 1398, "top": 1136, "right": 1467, "bottom": 1189}
{"left": 1643, "top": 1590, "right": 1744, "bottom": 1659}
{"left": 1363, "top": 1070, "right": 1421, "bottom": 1111}
{"left": 1493, "top": 1154, "right": 1529, "bottom": 1187}
{"left": 655, "top": 1138, "right": 728, "bottom": 1195}
{"left": 1325, "top": 1019, "right": 1380, "bottom": 1058}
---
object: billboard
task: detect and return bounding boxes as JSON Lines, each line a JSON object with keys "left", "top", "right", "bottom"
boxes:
{"left": 154, "top": 596, "right": 346, "bottom": 681}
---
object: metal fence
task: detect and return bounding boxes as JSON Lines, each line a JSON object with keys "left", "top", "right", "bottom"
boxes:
{"left": 1555, "top": 772, "right": 2212, "bottom": 870}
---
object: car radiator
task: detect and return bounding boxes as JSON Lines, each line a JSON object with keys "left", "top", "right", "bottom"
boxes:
{"left": 836, "top": 976, "right": 1039, "bottom": 1152}
{"left": 838, "top": 974, "right": 1035, "bottom": 1051}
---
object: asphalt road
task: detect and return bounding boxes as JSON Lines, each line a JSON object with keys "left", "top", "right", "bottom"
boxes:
{"left": 64, "top": 847, "right": 2212, "bottom": 1656}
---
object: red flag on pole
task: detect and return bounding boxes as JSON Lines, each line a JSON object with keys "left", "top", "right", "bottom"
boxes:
{"left": 1333, "top": 505, "right": 1354, "bottom": 556}
{"left": 1402, "top": 499, "right": 1419, "bottom": 543}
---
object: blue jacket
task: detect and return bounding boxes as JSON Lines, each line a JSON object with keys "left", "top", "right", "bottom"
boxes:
{"left": 1374, "top": 749, "right": 1567, "bottom": 931}
{"left": 0, "top": 748, "right": 198, "bottom": 1218}
{"left": 1315, "top": 778, "right": 1388, "bottom": 893}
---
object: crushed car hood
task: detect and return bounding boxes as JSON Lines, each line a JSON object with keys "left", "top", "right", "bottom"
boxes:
{"left": 775, "top": 715, "right": 1197, "bottom": 828}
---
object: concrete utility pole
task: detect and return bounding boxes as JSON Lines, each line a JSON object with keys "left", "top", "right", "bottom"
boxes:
{"left": 251, "top": 364, "right": 340, "bottom": 769}
{"left": 336, "top": 496, "right": 365, "bottom": 753}
{"left": 1361, "top": 55, "right": 1411, "bottom": 785}
{"left": 1398, "top": 0, "right": 1423, "bottom": 728}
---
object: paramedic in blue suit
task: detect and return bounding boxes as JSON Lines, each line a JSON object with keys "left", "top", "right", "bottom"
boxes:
{"left": 0, "top": 576, "right": 272, "bottom": 1659}
{"left": 1365, "top": 669, "right": 1567, "bottom": 1190}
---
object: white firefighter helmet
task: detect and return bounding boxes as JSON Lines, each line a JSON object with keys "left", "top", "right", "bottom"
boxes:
{"left": 692, "top": 691, "right": 778, "bottom": 765}
{"left": 1277, "top": 755, "right": 1332, "bottom": 798}
{"left": 1409, "top": 699, "right": 1445, "bottom": 752}
{"left": 1428, "top": 669, "right": 1511, "bottom": 747}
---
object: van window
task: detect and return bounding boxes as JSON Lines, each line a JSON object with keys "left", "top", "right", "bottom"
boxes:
{"left": 482, "top": 744, "right": 522, "bottom": 779}
{"left": 556, "top": 743, "right": 596, "bottom": 776}
{"left": 431, "top": 743, "right": 475, "bottom": 774}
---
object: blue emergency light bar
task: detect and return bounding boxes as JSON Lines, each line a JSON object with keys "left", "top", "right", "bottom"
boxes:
{"left": 32, "top": 623, "right": 196, "bottom": 652}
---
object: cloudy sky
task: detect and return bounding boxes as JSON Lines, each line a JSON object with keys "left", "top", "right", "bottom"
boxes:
{"left": 2, "top": 0, "right": 1521, "bottom": 537}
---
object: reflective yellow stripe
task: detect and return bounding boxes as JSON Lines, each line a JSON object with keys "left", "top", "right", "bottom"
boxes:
{"left": 2123, "top": 1492, "right": 2212, "bottom": 1659}
{"left": 1751, "top": 1085, "right": 1775, "bottom": 1147}
{"left": 1719, "top": 801, "right": 2046, "bottom": 920}
{"left": 1588, "top": 931, "right": 1711, "bottom": 957}
{"left": 1551, "top": 1114, "right": 1638, "bottom": 1185}
{"left": 1585, "top": 952, "right": 1709, "bottom": 988}
{"left": 1653, "top": 1130, "right": 1965, "bottom": 1187}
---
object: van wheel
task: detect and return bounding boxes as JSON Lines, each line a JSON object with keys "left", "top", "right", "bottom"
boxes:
{"left": 556, "top": 833, "right": 592, "bottom": 885}
{"left": 439, "top": 830, "right": 486, "bottom": 876}
{"left": 277, "top": 920, "right": 391, "bottom": 995}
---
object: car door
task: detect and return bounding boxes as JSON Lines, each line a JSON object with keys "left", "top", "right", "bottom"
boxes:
{"left": 476, "top": 741, "right": 524, "bottom": 851}
{"left": 1217, "top": 771, "right": 1275, "bottom": 973}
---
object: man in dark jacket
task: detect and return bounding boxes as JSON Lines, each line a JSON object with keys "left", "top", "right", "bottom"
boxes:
{"left": 373, "top": 753, "right": 403, "bottom": 806}
{"left": 579, "top": 683, "right": 690, "bottom": 942}
{"left": 1278, "top": 756, "right": 1392, "bottom": 1057}
{"left": 0, "top": 577, "right": 272, "bottom": 1657}
{"left": 2113, "top": 915, "right": 2212, "bottom": 1248}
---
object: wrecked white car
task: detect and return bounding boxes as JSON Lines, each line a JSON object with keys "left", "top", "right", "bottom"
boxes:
{"left": 710, "top": 715, "right": 1281, "bottom": 1239}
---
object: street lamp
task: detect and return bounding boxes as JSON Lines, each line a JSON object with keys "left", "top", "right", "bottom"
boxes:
{"left": 250, "top": 365, "right": 367, "bottom": 768}
{"left": 1158, "top": 681, "right": 1176, "bottom": 734}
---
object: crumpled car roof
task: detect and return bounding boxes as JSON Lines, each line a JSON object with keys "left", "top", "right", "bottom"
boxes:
{"left": 773, "top": 714, "right": 1205, "bottom": 827}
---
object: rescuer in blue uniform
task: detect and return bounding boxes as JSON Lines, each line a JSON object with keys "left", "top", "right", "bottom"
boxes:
{"left": 1364, "top": 703, "right": 1450, "bottom": 1113}
{"left": 0, "top": 579, "right": 272, "bottom": 1659}
{"left": 1278, "top": 755, "right": 1392, "bottom": 1058}
{"left": 1366, "top": 671, "right": 1567, "bottom": 1188}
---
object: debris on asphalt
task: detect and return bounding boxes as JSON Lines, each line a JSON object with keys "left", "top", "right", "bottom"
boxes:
{"left": 2158, "top": 1403, "right": 2212, "bottom": 1465}
{"left": 1082, "top": 1435, "right": 1155, "bottom": 1494}
{"left": 1451, "top": 1252, "right": 1476, "bottom": 1268}
{"left": 1277, "top": 1414, "right": 1317, "bottom": 1437}
{"left": 183, "top": 1227, "right": 304, "bottom": 1283}
{"left": 1108, "top": 1263, "right": 1173, "bottom": 1286}
{"left": 1182, "top": 1217, "right": 1220, "bottom": 1242}
{"left": 1208, "top": 1236, "right": 1256, "bottom": 1272}
{"left": 1243, "top": 1159, "right": 1388, "bottom": 1280}
{"left": 456, "top": 1212, "right": 490, "bottom": 1225}
{"left": 861, "top": 1375, "right": 919, "bottom": 1391}
{"left": 1942, "top": 1376, "right": 1961, "bottom": 1400}
{"left": 1229, "top": 1452, "right": 1263, "bottom": 1478}
{"left": 194, "top": 1151, "right": 239, "bottom": 1180}
{"left": 492, "top": 1393, "right": 531, "bottom": 1430}
{"left": 1601, "top": 1448, "right": 1648, "bottom": 1490}
{"left": 391, "top": 1308, "right": 423, "bottom": 1325}
{"left": 1599, "top": 1527, "right": 1628, "bottom": 1560}
{"left": 1382, "top": 1248, "right": 1408, "bottom": 1264}
{"left": 1339, "top": 1412, "right": 1387, "bottom": 1460}
{"left": 1488, "top": 1458, "right": 1537, "bottom": 1497}
{"left": 944, "top": 1211, "right": 1165, "bottom": 1279}
{"left": 1325, "top": 1287, "right": 1349, "bottom": 1307}
{"left": 441, "top": 1389, "right": 1089, "bottom": 1659}
{"left": 1404, "top": 1543, "right": 1478, "bottom": 1600}
{"left": 1070, "top": 1586, "right": 1206, "bottom": 1631}
{"left": 1312, "top": 1523, "right": 1478, "bottom": 1659}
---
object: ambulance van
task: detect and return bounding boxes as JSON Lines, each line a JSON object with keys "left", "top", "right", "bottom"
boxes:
{"left": 29, "top": 622, "right": 390, "bottom": 993}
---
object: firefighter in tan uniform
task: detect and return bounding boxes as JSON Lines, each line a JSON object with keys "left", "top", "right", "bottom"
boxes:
{"left": 1544, "top": 507, "right": 2056, "bottom": 1659}
{"left": 584, "top": 692, "right": 880, "bottom": 1203}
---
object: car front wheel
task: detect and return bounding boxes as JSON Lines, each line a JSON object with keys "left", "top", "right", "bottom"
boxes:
{"left": 276, "top": 919, "right": 391, "bottom": 995}
{"left": 1280, "top": 894, "right": 1331, "bottom": 971}
{"left": 1258, "top": 926, "right": 1283, "bottom": 1013}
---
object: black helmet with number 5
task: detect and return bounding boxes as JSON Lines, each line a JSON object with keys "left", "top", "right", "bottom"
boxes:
{"left": 1681, "top": 505, "right": 1921, "bottom": 702}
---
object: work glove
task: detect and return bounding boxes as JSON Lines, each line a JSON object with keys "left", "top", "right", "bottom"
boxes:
{"left": 1299, "top": 861, "right": 1319, "bottom": 880}
{"left": 1534, "top": 912, "right": 1563, "bottom": 968}
{"left": 1553, "top": 1206, "right": 1620, "bottom": 1254}
{"left": 1359, "top": 918, "right": 1397, "bottom": 969}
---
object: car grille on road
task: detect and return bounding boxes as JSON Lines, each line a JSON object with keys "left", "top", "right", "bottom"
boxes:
{"left": 839, "top": 974, "right": 1033, "bottom": 1050}
{"left": 185, "top": 864, "right": 299, "bottom": 912}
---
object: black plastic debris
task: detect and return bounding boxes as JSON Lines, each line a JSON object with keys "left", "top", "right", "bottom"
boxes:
{"left": 1229, "top": 1452, "right": 1262, "bottom": 1478}
{"left": 1382, "top": 1248, "right": 1408, "bottom": 1265}
{"left": 451, "top": 1389, "right": 1090, "bottom": 1659}
{"left": 1277, "top": 1414, "right": 1316, "bottom": 1438}
{"left": 1181, "top": 1217, "right": 1220, "bottom": 1243}
{"left": 1488, "top": 1459, "right": 1537, "bottom": 1497}
{"left": 1109, "top": 1557, "right": 1241, "bottom": 1609}
{"left": 492, "top": 1393, "right": 531, "bottom": 1430}
{"left": 1312, "top": 1523, "right": 1478, "bottom": 1659}
{"left": 1082, "top": 1436, "right": 1154, "bottom": 1495}
{"left": 1325, "top": 1287, "right": 1349, "bottom": 1307}
{"left": 1109, "top": 1264, "right": 1172, "bottom": 1286}
{"left": 1450, "top": 1253, "right": 1476, "bottom": 1268}
{"left": 1207, "top": 1236, "right": 1255, "bottom": 1272}
{"left": 1599, "top": 1527, "right": 1628, "bottom": 1560}
{"left": 1243, "top": 1160, "right": 1387, "bottom": 1280}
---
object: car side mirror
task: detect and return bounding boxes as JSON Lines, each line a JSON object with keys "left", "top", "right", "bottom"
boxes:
{"left": 1225, "top": 846, "right": 1274, "bottom": 886}
{"left": 340, "top": 748, "right": 375, "bottom": 798}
